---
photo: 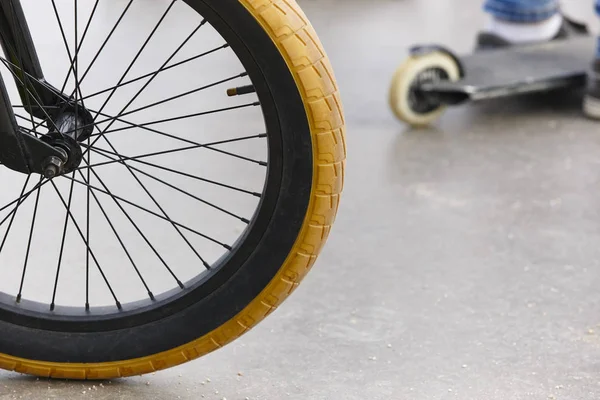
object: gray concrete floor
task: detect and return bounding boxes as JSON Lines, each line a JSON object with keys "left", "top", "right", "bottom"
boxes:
{"left": 4, "top": 0, "right": 600, "bottom": 399}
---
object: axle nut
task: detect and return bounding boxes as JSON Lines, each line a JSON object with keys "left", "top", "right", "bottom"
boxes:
{"left": 43, "top": 156, "right": 64, "bottom": 179}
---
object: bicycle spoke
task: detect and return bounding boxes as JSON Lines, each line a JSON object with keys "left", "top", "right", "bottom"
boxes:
{"left": 70, "top": 80, "right": 256, "bottom": 140}
{"left": 16, "top": 177, "right": 44, "bottom": 303}
{"left": 86, "top": 144, "right": 261, "bottom": 202}
{"left": 95, "top": 20, "right": 206, "bottom": 136}
{"left": 0, "top": 175, "right": 31, "bottom": 253}
{"left": 82, "top": 106, "right": 266, "bottom": 167}
{"left": 14, "top": 109, "right": 51, "bottom": 134}
{"left": 61, "top": 173, "right": 232, "bottom": 251}
{"left": 76, "top": 0, "right": 134, "bottom": 89}
{"left": 88, "top": 101, "right": 260, "bottom": 144}
{"left": 76, "top": 168, "right": 155, "bottom": 300}
{"left": 0, "top": 57, "right": 71, "bottom": 133}
{"left": 51, "top": 0, "right": 77, "bottom": 93}
{"left": 15, "top": 114, "right": 50, "bottom": 135}
{"left": 12, "top": 105, "right": 59, "bottom": 110}
{"left": 81, "top": 134, "right": 265, "bottom": 196}
{"left": 13, "top": 121, "right": 41, "bottom": 136}
{"left": 9, "top": 1, "right": 40, "bottom": 138}
{"left": 49, "top": 180, "right": 121, "bottom": 309}
{"left": 22, "top": 100, "right": 37, "bottom": 138}
{"left": 75, "top": 17, "right": 208, "bottom": 154}
{"left": 0, "top": 179, "right": 50, "bottom": 217}
{"left": 60, "top": 0, "right": 100, "bottom": 94}
{"left": 86, "top": 141, "right": 91, "bottom": 310}
{"left": 78, "top": 160, "right": 185, "bottom": 287}
{"left": 73, "top": 0, "right": 83, "bottom": 107}
{"left": 90, "top": 0, "right": 177, "bottom": 120}
{"left": 107, "top": 102, "right": 258, "bottom": 132}
{"left": 51, "top": 0, "right": 73, "bottom": 61}
{"left": 0, "top": 58, "right": 62, "bottom": 133}
{"left": 96, "top": 132, "right": 212, "bottom": 268}
{"left": 87, "top": 145, "right": 250, "bottom": 223}
{"left": 49, "top": 172, "right": 76, "bottom": 311}
{"left": 15, "top": 113, "right": 47, "bottom": 125}
{"left": 80, "top": 44, "right": 229, "bottom": 101}
{"left": 81, "top": 134, "right": 265, "bottom": 177}
{"left": 49, "top": 0, "right": 84, "bottom": 110}
{"left": 111, "top": 72, "right": 244, "bottom": 120}
{"left": 31, "top": 118, "right": 47, "bottom": 132}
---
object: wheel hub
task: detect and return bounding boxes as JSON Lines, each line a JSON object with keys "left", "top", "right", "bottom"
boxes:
{"left": 41, "top": 104, "right": 94, "bottom": 178}
{"left": 409, "top": 67, "right": 449, "bottom": 114}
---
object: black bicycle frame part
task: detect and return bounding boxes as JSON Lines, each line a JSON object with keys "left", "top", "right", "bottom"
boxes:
{"left": 0, "top": 0, "right": 88, "bottom": 176}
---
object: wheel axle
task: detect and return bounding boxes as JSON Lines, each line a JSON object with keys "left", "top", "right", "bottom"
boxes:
{"left": 42, "top": 155, "right": 64, "bottom": 179}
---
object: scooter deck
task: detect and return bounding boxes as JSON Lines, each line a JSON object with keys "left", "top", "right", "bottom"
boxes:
{"left": 420, "top": 36, "right": 594, "bottom": 103}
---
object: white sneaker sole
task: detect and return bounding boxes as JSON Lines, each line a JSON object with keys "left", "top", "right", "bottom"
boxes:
{"left": 583, "top": 94, "right": 600, "bottom": 120}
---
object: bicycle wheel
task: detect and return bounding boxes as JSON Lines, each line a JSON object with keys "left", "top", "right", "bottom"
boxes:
{"left": 0, "top": 0, "right": 345, "bottom": 379}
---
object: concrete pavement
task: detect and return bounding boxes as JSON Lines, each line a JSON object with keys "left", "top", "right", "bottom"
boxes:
{"left": 3, "top": 0, "right": 600, "bottom": 399}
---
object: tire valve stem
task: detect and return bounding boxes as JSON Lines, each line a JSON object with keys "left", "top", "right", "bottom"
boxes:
{"left": 227, "top": 85, "right": 256, "bottom": 97}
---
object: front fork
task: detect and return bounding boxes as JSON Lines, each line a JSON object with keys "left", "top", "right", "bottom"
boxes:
{"left": 0, "top": 0, "right": 80, "bottom": 176}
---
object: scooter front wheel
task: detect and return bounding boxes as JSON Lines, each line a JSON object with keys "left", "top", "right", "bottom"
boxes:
{"left": 389, "top": 51, "right": 460, "bottom": 127}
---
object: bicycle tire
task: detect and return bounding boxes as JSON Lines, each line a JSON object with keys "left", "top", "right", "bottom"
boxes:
{"left": 0, "top": 0, "right": 345, "bottom": 379}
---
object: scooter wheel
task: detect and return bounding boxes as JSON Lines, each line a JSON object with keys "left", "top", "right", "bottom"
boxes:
{"left": 389, "top": 51, "right": 460, "bottom": 127}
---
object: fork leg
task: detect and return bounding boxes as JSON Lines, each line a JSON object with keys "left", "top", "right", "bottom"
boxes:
{"left": 0, "top": 69, "right": 29, "bottom": 173}
{"left": 0, "top": 0, "right": 70, "bottom": 175}
{"left": 0, "top": 0, "right": 59, "bottom": 118}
